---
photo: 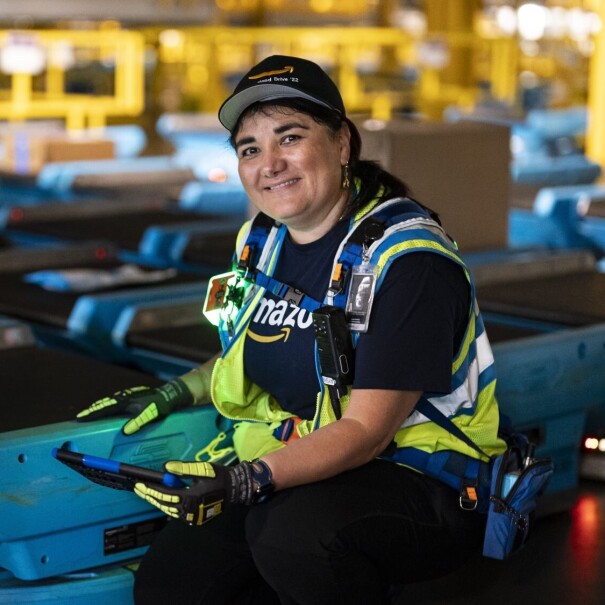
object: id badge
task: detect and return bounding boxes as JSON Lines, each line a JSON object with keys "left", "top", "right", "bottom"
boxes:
{"left": 345, "top": 264, "right": 377, "bottom": 332}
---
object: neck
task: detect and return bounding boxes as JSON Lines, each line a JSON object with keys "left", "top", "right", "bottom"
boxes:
{"left": 286, "top": 196, "right": 348, "bottom": 245}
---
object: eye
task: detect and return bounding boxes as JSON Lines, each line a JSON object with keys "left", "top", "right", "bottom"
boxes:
{"left": 239, "top": 146, "right": 258, "bottom": 159}
{"left": 282, "top": 134, "right": 301, "bottom": 145}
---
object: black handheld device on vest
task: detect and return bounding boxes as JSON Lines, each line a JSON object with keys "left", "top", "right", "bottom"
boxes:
{"left": 312, "top": 306, "right": 355, "bottom": 418}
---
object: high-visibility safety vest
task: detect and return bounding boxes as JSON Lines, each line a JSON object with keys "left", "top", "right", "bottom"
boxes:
{"left": 207, "top": 196, "right": 506, "bottom": 496}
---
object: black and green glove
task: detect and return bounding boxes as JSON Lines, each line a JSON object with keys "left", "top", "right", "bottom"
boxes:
{"left": 134, "top": 459, "right": 274, "bottom": 526}
{"left": 76, "top": 378, "right": 194, "bottom": 435}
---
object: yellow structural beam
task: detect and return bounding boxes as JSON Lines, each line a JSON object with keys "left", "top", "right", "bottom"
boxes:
{"left": 586, "top": 0, "right": 605, "bottom": 173}
{"left": 150, "top": 25, "right": 521, "bottom": 120}
{"left": 0, "top": 29, "right": 145, "bottom": 129}
{"left": 425, "top": 0, "right": 480, "bottom": 87}
{"left": 169, "top": 26, "right": 421, "bottom": 117}
{"left": 422, "top": 0, "right": 483, "bottom": 118}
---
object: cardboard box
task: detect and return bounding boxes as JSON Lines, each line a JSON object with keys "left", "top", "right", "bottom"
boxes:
{"left": 0, "top": 132, "right": 115, "bottom": 175}
{"left": 353, "top": 118, "right": 511, "bottom": 252}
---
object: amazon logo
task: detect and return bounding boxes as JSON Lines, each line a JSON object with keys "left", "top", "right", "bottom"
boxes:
{"left": 247, "top": 298, "right": 313, "bottom": 343}
{"left": 249, "top": 66, "right": 294, "bottom": 80}
{"left": 248, "top": 327, "right": 291, "bottom": 343}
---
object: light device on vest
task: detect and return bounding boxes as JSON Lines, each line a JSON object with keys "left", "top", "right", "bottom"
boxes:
{"left": 203, "top": 271, "right": 250, "bottom": 333}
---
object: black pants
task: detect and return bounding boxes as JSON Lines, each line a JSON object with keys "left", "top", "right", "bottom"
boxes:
{"left": 134, "top": 459, "right": 485, "bottom": 605}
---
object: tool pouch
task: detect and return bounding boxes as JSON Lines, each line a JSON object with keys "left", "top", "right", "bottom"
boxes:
{"left": 483, "top": 446, "right": 553, "bottom": 560}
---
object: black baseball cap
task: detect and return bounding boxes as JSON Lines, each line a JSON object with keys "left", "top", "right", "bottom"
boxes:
{"left": 218, "top": 55, "right": 346, "bottom": 131}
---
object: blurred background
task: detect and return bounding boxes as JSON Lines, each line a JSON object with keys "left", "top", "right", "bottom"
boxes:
{"left": 0, "top": 1, "right": 603, "bottom": 158}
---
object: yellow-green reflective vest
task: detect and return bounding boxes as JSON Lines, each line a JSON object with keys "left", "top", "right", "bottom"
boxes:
{"left": 209, "top": 197, "right": 506, "bottom": 464}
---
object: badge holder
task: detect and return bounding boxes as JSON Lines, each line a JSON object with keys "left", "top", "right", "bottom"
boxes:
{"left": 345, "top": 264, "right": 377, "bottom": 333}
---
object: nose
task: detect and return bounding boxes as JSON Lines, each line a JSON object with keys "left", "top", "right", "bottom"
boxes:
{"left": 262, "top": 146, "right": 286, "bottom": 178}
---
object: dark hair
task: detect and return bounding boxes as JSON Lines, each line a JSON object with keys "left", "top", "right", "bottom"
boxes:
{"left": 228, "top": 98, "right": 440, "bottom": 222}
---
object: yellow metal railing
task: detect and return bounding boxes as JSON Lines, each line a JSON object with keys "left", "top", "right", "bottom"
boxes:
{"left": 0, "top": 29, "right": 145, "bottom": 129}
{"left": 148, "top": 26, "right": 523, "bottom": 120}
{"left": 152, "top": 26, "right": 416, "bottom": 117}
{"left": 0, "top": 24, "right": 597, "bottom": 129}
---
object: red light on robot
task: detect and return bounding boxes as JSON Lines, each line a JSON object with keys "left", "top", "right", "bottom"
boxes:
{"left": 95, "top": 247, "right": 107, "bottom": 260}
{"left": 9, "top": 208, "right": 24, "bottom": 222}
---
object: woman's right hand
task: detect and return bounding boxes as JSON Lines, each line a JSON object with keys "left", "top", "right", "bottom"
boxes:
{"left": 76, "top": 379, "right": 194, "bottom": 435}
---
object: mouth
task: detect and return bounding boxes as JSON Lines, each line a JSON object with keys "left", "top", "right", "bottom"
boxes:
{"left": 264, "top": 178, "right": 300, "bottom": 191}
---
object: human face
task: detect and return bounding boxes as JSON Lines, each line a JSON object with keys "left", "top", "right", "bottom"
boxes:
{"left": 234, "top": 107, "right": 351, "bottom": 243}
{"left": 354, "top": 276, "right": 372, "bottom": 309}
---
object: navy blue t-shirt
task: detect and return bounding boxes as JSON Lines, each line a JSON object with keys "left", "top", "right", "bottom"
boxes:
{"left": 243, "top": 217, "right": 470, "bottom": 420}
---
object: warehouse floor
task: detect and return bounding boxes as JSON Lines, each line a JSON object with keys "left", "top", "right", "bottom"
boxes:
{"left": 397, "top": 479, "right": 605, "bottom": 605}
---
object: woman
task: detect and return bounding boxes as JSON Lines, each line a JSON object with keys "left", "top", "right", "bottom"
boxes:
{"left": 78, "top": 55, "right": 505, "bottom": 604}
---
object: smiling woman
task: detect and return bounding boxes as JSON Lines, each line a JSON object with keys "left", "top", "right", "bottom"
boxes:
{"left": 233, "top": 109, "right": 349, "bottom": 242}
{"left": 76, "top": 54, "right": 507, "bottom": 605}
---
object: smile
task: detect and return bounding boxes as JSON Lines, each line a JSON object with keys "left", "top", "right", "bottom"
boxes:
{"left": 265, "top": 178, "right": 299, "bottom": 191}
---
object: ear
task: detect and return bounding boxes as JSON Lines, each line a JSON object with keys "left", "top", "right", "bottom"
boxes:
{"left": 338, "top": 121, "right": 352, "bottom": 165}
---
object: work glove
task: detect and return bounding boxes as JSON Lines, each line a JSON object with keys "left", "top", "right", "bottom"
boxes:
{"left": 134, "top": 459, "right": 274, "bottom": 526}
{"left": 76, "top": 378, "right": 194, "bottom": 435}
